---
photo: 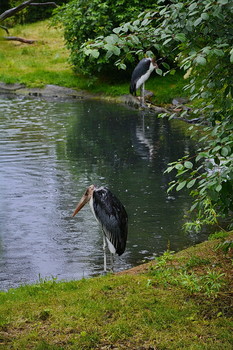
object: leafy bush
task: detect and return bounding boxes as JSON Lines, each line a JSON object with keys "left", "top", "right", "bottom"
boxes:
{"left": 53, "top": 0, "right": 155, "bottom": 74}
{"left": 165, "top": 119, "right": 233, "bottom": 232}
{"left": 78, "top": 0, "right": 233, "bottom": 231}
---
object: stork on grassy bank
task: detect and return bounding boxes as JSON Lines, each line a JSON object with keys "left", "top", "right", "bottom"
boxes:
{"left": 72, "top": 185, "right": 128, "bottom": 273}
{"left": 130, "top": 57, "right": 158, "bottom": 106}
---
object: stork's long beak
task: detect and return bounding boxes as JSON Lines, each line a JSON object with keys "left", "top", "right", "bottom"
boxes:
{"left": 72, "top": 185, "right": 94, "bottom": 217}
{"left": 72, "top": 195, "right": 89, "bottom": 217}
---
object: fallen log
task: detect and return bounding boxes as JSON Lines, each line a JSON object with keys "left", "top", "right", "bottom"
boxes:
{"left": 4, "top": 36, "right": 36, "bottom": 44}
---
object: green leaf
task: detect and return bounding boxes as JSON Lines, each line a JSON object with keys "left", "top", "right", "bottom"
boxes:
{"left": 141, "top": 18, "right": 150, "bottom": 26}
{"left": 189, "top": 3, "right": 197, "bottom": 11}
{"left": 230, "top": 48, "right": 233, "bottom": 63}
{"left": 190, "top": 201, "right": 198, "bottom": 211}
{"left": 165, "top": 166, "right": 174, "bottom": 173}
{"left": 215, "top": 184, "right": 222, "bottom": 192}
{"left": 176, "top": 181, "right": 187, "bottom": 191}
{"left": 195, "top": 56, "right": 207, "bottom": 65}
{"left": 167, "top": 182, "right": 177, "bottom": 193}
{"left": 201, "top": 13, "right": 209, "bottom": 20}
{"left": 163, "top": 37, "right": 172, "bottom": 45}
{"left": 132, "top": 19, "right": 140, "bottom": 26}
{"left": 105, "top": 35, "right": 118, "bottom": 45}
{"left": 162, "top": 62, "right": 170, "bottom": 70}
{"left": 221, "top": 147, "right": 228, "bottom": 157}
{"left": 175, "top": 163, "right": 183, "bottom": 170}
{"left": 184, "top": 161, "right": 193, "bottom": 169}
{"left": 170, "top": 69, "right": 176, "bottom": 75}
{"left": 156, "top": 68, "right": 163, "bottom": 76}
{"left": 213, "top": 49, "right": 224, "bottom": 57}
{"left": 187, "top": 179, "right": 196, "bottom": 189}
{"left": 212, "top": 145, "right": 221, "bottom": 153}
{"left": 88, "top": 49, "right": 100, "bottom": 58}
{"left": 194, "top": 17, "right": 202, "bottom": 27}
{"left": 112, "top": 46, "right": 121, "bottom": 56}
{"left": 113, "top": 27, "right": 121, "bottom": 34}
{"left": 174, "top": 33, "right": 186, "bottom": 42}
{"left": 104, "top": 44, "right": 120, "bottom": 56}
{"left": 217, "top": 0, "right": 228, "bottom": 4}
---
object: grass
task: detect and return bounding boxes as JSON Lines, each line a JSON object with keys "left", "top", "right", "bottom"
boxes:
{"left": 0, "top": 20, "right": 188, "bottom": 104}
{"left": 0, "top": 20, "right": 85, "bottom": 88}
{"left": 0, "top": 232, "right": 232, "bottom": 349}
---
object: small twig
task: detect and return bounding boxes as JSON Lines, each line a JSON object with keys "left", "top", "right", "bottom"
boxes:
{"left": 0, "top": 25, "right": 9, "bottom": 34}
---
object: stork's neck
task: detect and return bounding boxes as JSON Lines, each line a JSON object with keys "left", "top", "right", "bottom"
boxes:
{"left": 89, "top": 196, "right": 96, "bottom": 219}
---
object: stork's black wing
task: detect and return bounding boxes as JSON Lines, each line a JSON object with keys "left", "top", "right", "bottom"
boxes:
{"left": 93, "top": 187, "right": 128, "bottom": 255}
{"left": 130, "top": 58, "right": 151, "bottom": 95}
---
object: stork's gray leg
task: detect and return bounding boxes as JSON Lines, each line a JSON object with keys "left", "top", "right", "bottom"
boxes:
{"left": 103, "top": 235, "right": 107, "bottom": 273}
{"left": 110, "top": 253, "right": 114, "bottom": 272}
{"left": 140, "top": 83, "right": 145, "bottom": 106}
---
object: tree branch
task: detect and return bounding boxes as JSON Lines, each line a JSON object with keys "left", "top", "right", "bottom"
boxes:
{"left": 0, "top": 0, "right": 34, "bottom": 22}
{"left": 4, "top": 36, "right": 36, "bottom": 44}
{"left": 0, "top": 25, "right": 9, "bottom": 34}
{"left": 30, "top": 2, "right": 58, "bottom": 7}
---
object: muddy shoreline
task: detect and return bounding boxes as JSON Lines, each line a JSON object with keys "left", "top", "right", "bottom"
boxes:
{"left": 0, "top": 82, "right": 168, "bottom": 113}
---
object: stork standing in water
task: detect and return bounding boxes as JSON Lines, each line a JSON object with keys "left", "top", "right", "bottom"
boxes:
{"left": 130, "top": 57, "right": 158, "bottom": 106}
{"left": 72, "top": 185, "right": 128, "bottom": 272}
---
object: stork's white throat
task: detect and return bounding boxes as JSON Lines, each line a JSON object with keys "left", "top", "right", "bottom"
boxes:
{"left": 136, "top": 60, "right": 156, "bottom": 90}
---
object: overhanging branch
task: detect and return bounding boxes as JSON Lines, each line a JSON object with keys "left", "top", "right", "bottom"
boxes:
{"left": 30, "top": 2, "right": 57, "bottom": 6}
{"left": 0, "top": 0, "right": 34, "bottom": 22}
{"left": 0, "top": 0, "right": 58, "bottom": 44}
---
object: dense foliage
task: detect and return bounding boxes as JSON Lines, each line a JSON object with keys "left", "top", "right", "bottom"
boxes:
{"left": 67, "top": 0, "right": 233, "bottom": 231}
{"left": 53, "top": 0, "right": 155, "bottom": 74}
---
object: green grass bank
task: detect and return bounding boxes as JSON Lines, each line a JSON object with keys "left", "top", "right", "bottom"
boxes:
{"left": 0, "top": 20, "right": 186, "bottom": 104}
{"left": 0, "top": 231, "right": 232, "bottom": 349}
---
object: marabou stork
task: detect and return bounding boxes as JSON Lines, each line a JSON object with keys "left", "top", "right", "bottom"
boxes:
{"left": 130, "top": 57, "right": 158, "bottom": 105}
{"left": 72, "top": 185, "right": 128, "bottom": 272}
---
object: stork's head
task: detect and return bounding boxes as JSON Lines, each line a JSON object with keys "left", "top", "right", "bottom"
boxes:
{"left": 72, "top": 184, "right": 95, "bottom": 217}
{"left": 151, "top": 57, "right": 158, "bottom": 69}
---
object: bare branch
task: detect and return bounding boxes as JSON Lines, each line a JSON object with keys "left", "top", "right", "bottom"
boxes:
{"left": 4, "top": 36, "right": 36, "bottom": 44}
{"left": 0, "top": 0, "right": 58, "bottom": 22}
{"left": 0, "top": 25, "right": 9, "bottom": 34}
{"left": 30, "top": 2, "right": 58, "bottom": 7}
{"left": 0, "top": 0, "right": 34, "bottom": 22}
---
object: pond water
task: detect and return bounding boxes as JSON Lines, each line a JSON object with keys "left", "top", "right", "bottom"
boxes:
{"left": 0, "top": 96, "right": 207, "bottom": 290}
